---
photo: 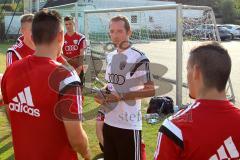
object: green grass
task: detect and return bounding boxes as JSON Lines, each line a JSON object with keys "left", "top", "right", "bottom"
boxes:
{"left": 0, "top": 42, "right": 162, "bottom": 160}
{"left": 0, "top": 42, "right": 10, "bottom": 73}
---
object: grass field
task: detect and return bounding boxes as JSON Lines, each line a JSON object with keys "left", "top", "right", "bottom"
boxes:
{"left": 0, "top": 42, "right": 160, "bottom": 160}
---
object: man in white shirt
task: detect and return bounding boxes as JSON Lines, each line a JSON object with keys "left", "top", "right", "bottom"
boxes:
{"left": 95, "top": 15, "right": 155, "bottom": 160}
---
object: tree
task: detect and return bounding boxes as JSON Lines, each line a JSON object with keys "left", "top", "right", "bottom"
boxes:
{"left": 173, "top": 0, "right": 222, "bottom": 15}
{"left": 234, "top": 0, "right": 240, "bottom": 17}
{"left": 221, "top": 0, "right": 237, "bottom": 23}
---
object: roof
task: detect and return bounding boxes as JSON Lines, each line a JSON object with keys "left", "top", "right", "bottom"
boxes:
{"left": 43, "top": 0, "right": 78, "bottom": 8}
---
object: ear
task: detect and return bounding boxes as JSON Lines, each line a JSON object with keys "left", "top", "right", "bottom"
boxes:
{"left": 57, "top": 30, "right": 64, "bottom": 43}
{"left": 127, "top": 29, "right": 132, "bottom": 37}
{"left": 193, "top": 64, "right": 201, "bottom": 80}
{"left": 20, "top": 27, "right": 23, "bottom": 34}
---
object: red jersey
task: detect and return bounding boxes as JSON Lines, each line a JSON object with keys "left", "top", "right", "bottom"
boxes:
{"left": 62, "top": 32, "right": 86, "bottom": 59}
{"left": 6, "top": 40, "right": 35, "bottom": 67}
{"left": 1, "top": 55, "right": 82, "bottom": 160}
{"left": 6, "top": 36, "right": 66, "bottom": 67}
{"left": 16, "top": 35, "right": 24, "bottom": 44}
{"left": 0, "top": 73, "right": 3, "bottom": 106}
{"left": 154, "top": 100, "right": 240, "bottom": 160}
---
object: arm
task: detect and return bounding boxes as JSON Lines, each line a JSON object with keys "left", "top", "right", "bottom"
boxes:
{"left": 1, "top": 71, "right": 11, "bottom": 123}
{"left": 6, "top": 50, "right": 19, "bottom": 67}
{"left": 120, "top": 80, "right": 155, "bottom": 101}
{"left": 60, "top": 85, "right": 90, "bottom": 160}
{"left": 96, "top": 109, "right": 105, "bottom": 146}
{"left": 76, "top": 38, "right": 86, "bottom": 74}
{"left": 96, "top": 121, "right": 104, "bottom": 146}
{"left": 154, "top": 132, "right": 182, "bottom": 160}
{"left": 63, "top": 121, "right": 90, "bottom": 160}
{"left": 154, "top": 118, "right": 184, "bottom": 160}
{"left": 0, "top": 74, "right": 2, "bottom": 104}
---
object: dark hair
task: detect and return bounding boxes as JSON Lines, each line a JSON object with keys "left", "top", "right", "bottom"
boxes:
{"left": 32, "top": 9, "right": 62, "bottom": 45}
{"left": 20, "top": 14, "right": 34, "bottom": 25}
{"left": 189, "top": 42, "right": 231, "bottom": 92}
{"left": 64, "top": 16, "right": 74, "bottom": 22}
{"left": 110, "top": 15, "right": 131, "bottom": 32}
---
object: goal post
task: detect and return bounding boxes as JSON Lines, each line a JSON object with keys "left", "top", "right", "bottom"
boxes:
{"left": 83, "top": 4, "right": 235, "bottom": 106}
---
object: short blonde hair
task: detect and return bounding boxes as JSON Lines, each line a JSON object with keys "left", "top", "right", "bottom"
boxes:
{"left": 20, "top": 14, "right": 34, "bottom": 25}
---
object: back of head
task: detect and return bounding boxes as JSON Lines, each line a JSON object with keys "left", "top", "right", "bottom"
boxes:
{"left": 189, "top": 42, "right": 231, "bottom": 92}
{"left": 32, "top": 9, "right": 62, "bottom": 45}
{"left": 20, "top": 14, "right": 34, "bottom": 25}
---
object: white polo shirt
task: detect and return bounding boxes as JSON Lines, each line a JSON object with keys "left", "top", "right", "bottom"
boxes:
{"left": 104, "top": 47, "right": 151, "bottom": 130}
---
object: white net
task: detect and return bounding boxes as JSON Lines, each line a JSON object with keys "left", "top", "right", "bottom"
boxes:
{"left": 84, "top": 5, "right": 235, "bottom": 106}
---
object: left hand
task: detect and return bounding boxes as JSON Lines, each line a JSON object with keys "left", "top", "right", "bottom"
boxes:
{"left": 104, "top": 92, "right": 121, "bottom": 103}
{"left": 94, "top": 91, "right": 120, "bottom": 105}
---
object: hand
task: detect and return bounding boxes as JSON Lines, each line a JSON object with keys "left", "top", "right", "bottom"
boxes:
{"left": 83, "top": 149, "right": 91, "bottom": 160}
{"left": 94, "top": 91, "right": 121, "bottom": 105}
{"left": 94, "top": 94, "right": 107, "bottom": 105}
{"left": 104, "top": 92, "right": 121, "bottom": 103}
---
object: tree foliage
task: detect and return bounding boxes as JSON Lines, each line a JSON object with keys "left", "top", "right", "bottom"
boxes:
{"left": 221, "top": 0, "right": 236, "bottom": 23}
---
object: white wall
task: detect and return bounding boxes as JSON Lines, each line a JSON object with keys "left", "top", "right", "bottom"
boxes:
{"left": 4, "top": 16, "right": 21, "bottom": 35}
{"left": 92, "top": 0, "right": 175, "bottom": 9}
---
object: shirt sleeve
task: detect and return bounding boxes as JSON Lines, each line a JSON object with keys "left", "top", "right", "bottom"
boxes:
{"left": 154, "top": 132, "right": 182, "bottom": 160}
{"left": 1, "top": 69, "right": 9, "bottom": 105}
{"left": 6, "top": 50, "right": 19, "bottom": 67}
{"left": 58, "top": 84, "right": 83, "bottom": 121}
{"left": 52, "top": 66, "right": 82, "bottom": 121}
{"left": 131, "top": 58, "right": 151, "bottom": 84}
{"left": 154, "top": 118, "right": 184, "bottom": 160}
{"left": 78, "top": 37, "right": 87, "bottom": 50}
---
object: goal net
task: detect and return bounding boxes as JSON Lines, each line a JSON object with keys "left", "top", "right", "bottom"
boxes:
{"left": 83, "top": 4, "right": 235, "bottom": 106}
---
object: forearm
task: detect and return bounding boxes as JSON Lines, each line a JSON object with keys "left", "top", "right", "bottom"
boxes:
{"left": 121, "top": 87, "right": 155, "bottom": 101}
{"left": 75, "top": 128, "right": 90, "bottom": 158}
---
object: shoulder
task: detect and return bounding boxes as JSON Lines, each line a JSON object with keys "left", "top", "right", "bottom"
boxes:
{"left": 130, "top": 47, "right": 146, "bottom": 56}
{"left": 75, "top": 32, "right": 86, "bottom": 41}
{"left": 7, "top": 42, "right": 24, "bottom": 58}
{"left": 76, "top": 32, "right": 85, "bottom": 38}
{"left": 48, "top": 64, "right": 80, "bottom": 92}
{"left": 5, "top": 55, "right": 30, "bottom": 74}
{"left": 159, "top": 102, "right": 200, "bottom": 148}
{"left": 130, "top": 47, "right": 149, "bottom": 62}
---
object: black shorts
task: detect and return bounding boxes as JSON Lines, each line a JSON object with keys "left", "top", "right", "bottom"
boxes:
{"left": 103, "top": 123, "right": 142, "bottom": 160}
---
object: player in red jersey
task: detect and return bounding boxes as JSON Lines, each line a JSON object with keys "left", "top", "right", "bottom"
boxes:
{"left": 6, "top": 14, "right": 67, "bottom": 67}
{"left": 1, "top": 9, "right": 90, "bottom": 160}
{"left": 62, "top": 16, "right": 86, "bottom": 86}
{"left": 6, "top": 14, "right": 35, "bottom": 67}
{"left": 16, "top": 35, "right": 24, "bottom": 44}
{"left": 154, "top": 42, "right": 240, "bottom": 160}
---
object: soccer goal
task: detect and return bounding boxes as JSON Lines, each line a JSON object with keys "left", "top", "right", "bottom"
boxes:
{"left": 83, "top": 4, "right": 235, "bottom": 106}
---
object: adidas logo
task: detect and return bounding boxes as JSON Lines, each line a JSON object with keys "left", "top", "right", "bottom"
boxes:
{"left": 9, "top": 86, "right": 40, "bottom": 117}
{"left": 209, "top": 136, "right": 239, "bottom": 160}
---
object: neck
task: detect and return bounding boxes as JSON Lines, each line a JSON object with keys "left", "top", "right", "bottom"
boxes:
{"left": 67, "top": 31, "right": 75, "bottom": 36}
{"left": 197, "top": 88, "right": 227, "bottom": 101}
{"left": 23, "top": 38, "right": 35, "bottom": 50}
{"left": 34, "top": 44, "right": 59, "bottom": 60}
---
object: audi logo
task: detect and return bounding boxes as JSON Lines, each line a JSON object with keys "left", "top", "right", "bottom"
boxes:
{"left": 107, "top": 73, "right": 125, "bottom": 85}
{"left": 65, "top": 45, "right": 78, "bottom": 51}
